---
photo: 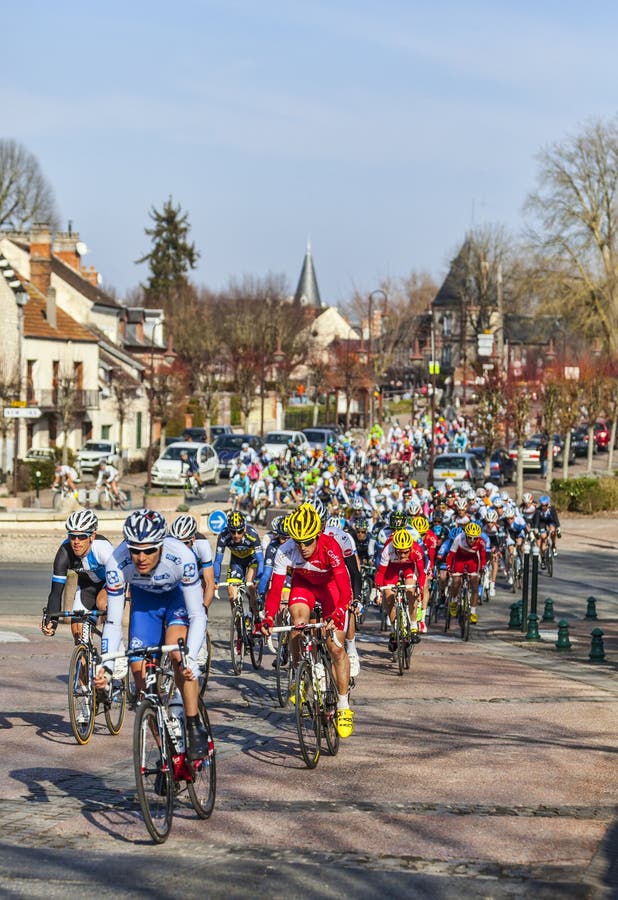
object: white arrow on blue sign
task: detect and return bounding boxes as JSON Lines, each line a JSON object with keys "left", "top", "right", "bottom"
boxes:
{"left": 207, "top": 509, "right": 228, "bottom": 534}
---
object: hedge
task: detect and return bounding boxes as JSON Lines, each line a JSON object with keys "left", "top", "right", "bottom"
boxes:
{"left": 551, "top": 475, "right": 618, "bottom": 513}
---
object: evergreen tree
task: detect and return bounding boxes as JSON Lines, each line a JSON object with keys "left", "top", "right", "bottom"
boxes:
{"left": 136, "top": 196, "right": 199, "bottom": 311}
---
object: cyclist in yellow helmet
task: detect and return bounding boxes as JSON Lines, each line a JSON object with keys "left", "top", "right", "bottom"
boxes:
{"left": 445, "top": 520, "right": 487, "bottom": 625}
{"left": 260, "top": 502, "right": 355, "bottom": 738}
{"left": 374, "top": 528, "right": 426, "bottom": 652}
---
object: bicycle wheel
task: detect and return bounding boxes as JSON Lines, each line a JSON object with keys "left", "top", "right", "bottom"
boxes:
{"left": 117, "top": 490, "right": 128, "bottom": 511}
{"left": 459, "top": 589, "right": 471, "bottom": 642}
{"left": 98, "top": 489, "right": 112, "bottom": 511}
{"left": 444, "top": 599, "right": 451, "bottom": 632}
{"left": 229, "top": 607, "right": 244, "bottom": 675}
{"left": 545, "top": 546, "right": 554, "bottom": 577}
{"left": 395, "top": 606, "right": 406, "bottom": 676}
{"left": 321, "top": 658, "right": 340, "bottom": 757}
{"left": 104, "top": 671, "right": 128, "bottom": 735}
{"left": 249, "top": 618, "right": 264, "bottom": 670}
{"left": 133, "top": 700, "right": 174, "bottom": 843}
{"left": 187, "top": 698, "right": 216, "bottom": 819}
{"left": 295, "top": 659, "right": 321, "bottom": 769}
{"left": 198, "top": 630, "right": 213, "bottom": 698}
{"left": 68, "top": 644, "right": 96, "bottom": 744}
{"left": 275, "top": 633, "right": 292, "bottom": 708}
{"left": 52, "top": 490, "right": 64, "bottom": 511}
{"left": 404, "top": 612, "right": 413, "bottom": 670}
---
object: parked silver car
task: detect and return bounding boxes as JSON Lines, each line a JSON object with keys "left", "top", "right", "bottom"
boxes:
{"left": 150, "top": 441, "right": 220, "bottom": 488}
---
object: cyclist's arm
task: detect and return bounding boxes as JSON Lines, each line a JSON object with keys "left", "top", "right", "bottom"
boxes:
{"left": 44, "top": 544, "right": 71, "bottom": 627}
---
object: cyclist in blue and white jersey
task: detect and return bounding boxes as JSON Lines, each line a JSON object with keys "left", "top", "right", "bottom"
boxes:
{"left": 42, "top": 508, "right": 114, "bottom": 643}
{"left": 96, "top": 508, "right": 209, "bottom": 759}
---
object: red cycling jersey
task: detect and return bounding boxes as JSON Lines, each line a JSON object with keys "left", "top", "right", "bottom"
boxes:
{"left": 374, "top": 541, "right": 426, "bottom": 591}
{"left": 446, "top": 532, "right": 487, "bottom": 574}
{"left": 264, "top": 532, "right": 352, "bottom": 622}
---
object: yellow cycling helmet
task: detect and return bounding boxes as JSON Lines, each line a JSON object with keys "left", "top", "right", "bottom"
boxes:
{"left": 392, "top": 528, "right": 414, "bottom": 551}
{"left": 286, "top": 502, "right": 322, "bottom": 542}
{"left": 412, "top": 515, "right": 429, "bottom": 535}
{"left": 464, "top": 521, "right": 482, "bottom": 538}
{"left": 227, "top": 511, "right": 246, "bottom": 531}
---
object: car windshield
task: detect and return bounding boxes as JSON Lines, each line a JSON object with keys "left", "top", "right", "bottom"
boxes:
{"left": 264, "top": 433, "right": 290, "bottom": 444}
{"left": 304, "top": 430, "right": 327, "bottom": 441}
{"left": 434, "top": 456, "right": 468, "bottom": 469}
{"left": 162, "top": 446, "right": 197, "bottom": 461}
{"left": 82, "top": 442, "right": 111, "bottom": 452}
{"left": 213, "top": 435, "right": 246, "bottom": 450}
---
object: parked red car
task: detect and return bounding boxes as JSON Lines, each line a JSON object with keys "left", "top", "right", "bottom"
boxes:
{"left": 593, "top": 421, "right": 610, "bottom": 451}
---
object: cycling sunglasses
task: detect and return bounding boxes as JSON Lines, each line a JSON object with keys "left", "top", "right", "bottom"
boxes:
{"left": 295, "top": 538, "right": 316, "bottom": 547}
{"left": 128, "top": 545, "right": 160, "bottom": 556}
{"left": 230, "top": 527, "right": 245, "bottom": 534}
{"left": 67, "top": 532, "right": 92, "bottom": 540}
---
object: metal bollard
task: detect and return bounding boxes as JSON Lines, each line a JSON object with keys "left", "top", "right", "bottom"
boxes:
{"left": 508, "top": 601, "right": 522, "bottom": 630}
{"left": 520, "top": 541, "right": 531, "bottom": 634}
{"left": 585, "top": 596, "right": 598, "bottom": 620}
{"left": 526, "top": 612, "right": 540, "bottom": 641}
{"left": 542, "top": 598, "right": 555, "bottom": 622}
{"left": 589, "top": 628, "right": 605, "bottom": 661}
{"left": 555, "top": 619, "right": 572, "bottom": 651}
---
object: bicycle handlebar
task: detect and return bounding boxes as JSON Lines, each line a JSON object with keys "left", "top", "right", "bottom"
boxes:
{"left": 269, "top": 621, "right": 343, "bottom": 648}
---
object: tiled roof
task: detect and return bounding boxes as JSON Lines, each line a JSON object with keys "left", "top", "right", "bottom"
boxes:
{"left": 51, "top": 256, "right": 121, "bottom": 309}
{"left": 23, "top": 288, "right": 98, "bottom": 342}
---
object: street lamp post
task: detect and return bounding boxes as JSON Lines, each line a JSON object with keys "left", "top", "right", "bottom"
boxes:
{"left": 368, "top": 289, "right": 388, "bottom": 427}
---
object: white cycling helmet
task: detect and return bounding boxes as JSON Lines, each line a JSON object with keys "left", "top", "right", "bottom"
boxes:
{"left": 65, "top": 508, "right": 98, "bottom": 533}
{"left": 485, "top": 508, "right": 499, "bottom": 523}
{"left": 169, "top": 514, "right": 198, "bottom": 541}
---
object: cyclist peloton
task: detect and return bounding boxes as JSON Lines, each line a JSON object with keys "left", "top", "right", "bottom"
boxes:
{"left": 42, "top": 509, "right": 115, "bottom": 643}
{"left": 259, "top": 502, "right": 355, "bottom": 738}
{"left": 213, "top": 511, "right": 264, "bottom": 618}
{"left": 94, "top": 508, "right": 210, "bottom": 759}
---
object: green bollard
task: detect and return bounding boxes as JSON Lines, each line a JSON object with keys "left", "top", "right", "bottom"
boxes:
{"left": 542, "top": 598, "right": 555, "bottom": 622}
{"left": 508, "top": 601, "right": 522, "bottom": 630}
{"left": 589, "top": 628, "right": 606, "bottom": 661}
{"left": 585, "top": 596, "right": 598, "bottom": 620}
{"left": 555, "top": 619, "right": 572, "bottom": 651}
{"left": 526, "top": 612, "right": 540, "bottom": 642}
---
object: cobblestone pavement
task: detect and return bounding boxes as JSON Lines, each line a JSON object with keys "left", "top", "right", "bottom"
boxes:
{"left": 0, "top": 516, "right": 616, "bottom": 897}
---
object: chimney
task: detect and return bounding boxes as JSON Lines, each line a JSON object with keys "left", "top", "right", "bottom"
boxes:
{"left": 53, "top": 230, "right": 81, "bottom": 271}
{"left": 30, "top": 223, "right": 52, "bottom": 295}
{"left": 46, "top": 286, "right": 57, "bottom": 330}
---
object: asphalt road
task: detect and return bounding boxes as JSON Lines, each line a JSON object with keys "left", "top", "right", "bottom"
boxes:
{"left": 0, "top": 519, "right": 616, "bottom": 898}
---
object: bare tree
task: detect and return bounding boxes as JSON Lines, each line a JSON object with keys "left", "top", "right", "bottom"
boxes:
{"left": 110, "top": 369, "right": 137, "bottom": 475}
{"left": 55, "top": 371, "right": 79, "bottom": 465}
{"left": 555, "top": 379, "right": 581, "bottom": 479}
{"left": 473, "top": 369, "right": 505, "bottom": 477}
{"left": 579, "top": 364, "right": 606, "bottom": 476}
{"left": 0, "top": 139, "right": 59, "bottom": 230}
{"left": 525, "top": 117, "right": 618, "bottom": 355}
{"left": 505, "top": 383, "right": 531, "bottom": 502}
{"left": 540, "top": 380, "right": 561, "bottom": 490}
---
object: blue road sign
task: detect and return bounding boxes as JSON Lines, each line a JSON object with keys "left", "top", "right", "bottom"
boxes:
{"left": 207, "top": 509, "right": 227, "bottom": 535}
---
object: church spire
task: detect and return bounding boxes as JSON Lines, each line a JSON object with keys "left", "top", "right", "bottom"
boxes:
{"left": 293, "top": 240, "right": 323, "bottom": 308}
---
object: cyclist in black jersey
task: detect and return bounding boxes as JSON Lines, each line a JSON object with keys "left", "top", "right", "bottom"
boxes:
{"left": 213, "top": 511, "right": 264, "bottom": 616}
{"left": 42, "top": 508, "right": 114, "bottom": 643}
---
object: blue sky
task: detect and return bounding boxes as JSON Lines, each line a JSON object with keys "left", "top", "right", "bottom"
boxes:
{"left": 3, "top": 1, "right": 618, "bottom": 304}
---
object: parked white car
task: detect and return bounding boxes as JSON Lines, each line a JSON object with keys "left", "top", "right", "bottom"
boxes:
{"left": 262, "top": 430, "right": 311, "bottom": 460}
{"left": 76, "top": 440, "right": 120, "bottom": 474}
{"left": 150, "top": 441, "right": 220, "bottom": 489}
